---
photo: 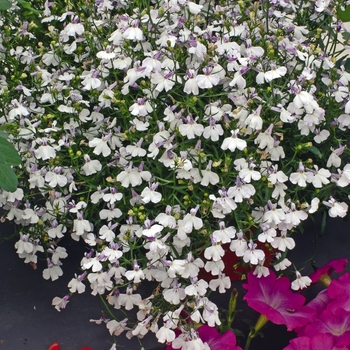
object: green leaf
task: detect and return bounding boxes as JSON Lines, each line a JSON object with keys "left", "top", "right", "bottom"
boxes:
{"left": 0, "top": 0, "right": 11, "bottom": 10}
{"left": 305, "top": 146, "right": 323, "bottom": 159}
{"left": 0, "top": 155, "right": 18, "bottom": 192}
{"left": 338, "top": 5, "right": 350, "bottom": 22}
{"left": 0, "top": 137, "right": 21, "bottom": 166}
{"left": 0, "top": 130, "right": 8, "bottom": 139}
{"left": 17, "top": 0, "right": 40, "bottom": 14}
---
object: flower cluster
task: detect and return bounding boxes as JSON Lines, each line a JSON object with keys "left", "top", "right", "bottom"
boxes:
{"left": 1, "top": 0, "right": 350, "bottom": 348}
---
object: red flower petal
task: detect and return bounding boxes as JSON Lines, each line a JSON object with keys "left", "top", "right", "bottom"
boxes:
{"left": 48, "top": 343, "right": 60, "bottom": 350}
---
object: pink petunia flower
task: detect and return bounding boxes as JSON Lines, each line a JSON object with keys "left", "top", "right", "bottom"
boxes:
{"left": 243, "top": 270, "right": 316, "bottom": 331}
{"left": 303, "top": 307, "right": 350, "bottom": 347}
{"left": 327, "top": 272, "right": 350, "bottom": 312}
{"left": 284, "top": 333, "right": 347, "bottom": 350}
{"left": 197, "top": 326, "right": 242, "bottom": 350}
{"left": 309, "top": 258, "right": 348, "bottom": 285}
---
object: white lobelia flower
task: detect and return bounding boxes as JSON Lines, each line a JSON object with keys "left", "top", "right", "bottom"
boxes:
{"left": 142, "top": 220, "right": 164, "bottom": 238}
{"left": 88, "top": 271, "right": 113, "bottom": 295}
{"left": 204, "top": 236, "right": 225, "bottom": 262}
{"left": 199, "top": 160, "right": 220, "bottom": 186}
{"left": 117, "top": 287, "right": 142, "bottom": 310}
{"left": 61, "top": 16, "right": 84, "bottom": 38}
{"left": 103, "top": 242, "right": 123, "bottom": 264}
{"left": 126, "top": 138, "right": 147, "bottom": 157}
{"left": 291, "top": 270, "right": 312, "bottom": 290}
{"left": 162, "top": 259, "right": 186, "bottom": 278}
{"left": 89, "top": 133, "right": 112, "bottom": 157}
{"left": 52, "top": 295, "right": 70, "bottom": 312}
{"left": 274, "top": 253, "right": 292, "bottom": 271}
{"left": 323, "top": 197, "right": 349, "bottom": 218}
{"left": 270, "top": 231, "right": 296, "bottom": 252}
{"left": 108, "top": 261, "right": 127, "bottom": 280}
{"left": 244, "top": 105, "right": 263, "bottom": 131}
{"left": 243, "top": 240, "right": 265, "bottom": 265}
{"left": 184, "top": 278, "right": 208, "bottom": 297}
{"left": 81, "top": 154, "right": 102, "bottom": 176}
{"left": 129, "top": 315, "right": 153, "bottom": 338}
{"left": 267, "top": 137, "right": 285, "bottom": 161}
{"left": 263, "top": 201, "right": 286, "bottom": 226}
{"left": 183, "top": 69, "right": 199, "bottom": 95}
{"left": 221, "top": 129, "right": 247, "bottom": 152}
{"left": 263, "top": 66, "right": 287, "bottom": 82}
{"left": 212, "top": 221, "right": 236, "bottom": 244}
{"left": 106, "top": 319, "right": 129, "bottom": 336}
{"left": 229, "top": 70, "right": 247, "bottom": 89}
{"left": 227, "top": 177, "right": 256, "bottom": 203}
{"left": 239, "top": 161, "right": 261, "bottom": 183}
{"left": 314, "top": 129, "right": 330, "bottom": 144}
{"left": 204, "top": 260, "right": 225, "bottom": 276}
{"left": 125, "top": 260, "right": 145, "bottom": 284}
{"left": 43, "top": 258, "right": 63, "bottom": 281}
{"left": 155, "top": 205, "right": 177, "bottom": 228}
{"left": 255, "top": 124, "right": 274, "bottom": 149}
{"left": 208, "top": 273, "right": 231, "bottom": 293}
{"left": 182, "top": 252, "right": 204, "bottom": 278}
{"left": 187, "top": 1, "right": 203, "bottom": 14}
{"left": 202, "top": 299, "right": 221, "bottom": 327}
{"left": 289, "top": 162, "right": 313, "bottom": 187}
{"left": 15, "top": 233, "right": 34, "bottom": 254}
{"left": 103, "top": 187, "right": 123, "bottom": 204}
{"left": 45, "top": 167, "right": 68, "bottom": 188}
{"left": 123, "top": 21, "right": 143, "bottom": 41}
{"left": 162, "top": 279, "right": 186, "bottom": 305}
{"left": 129, "top": 97, "right": 153, "bottom": 116}
{"left": 73, "top": 211, "right": 92, "bottom": 237}
{"left": 48, "top": 246, "right": 68, "bottom": 264}
{"left": 34, "top": 137, "right": 57, "bottom": 160}
{"left": 292, "top": 85, "right": 315, "bottom": 110}
{"left": 327, "top": 144, "right": 344, "bottom": 168}
{"left": 90, "top": 186, "right": 107, "bottom": 204}
{"left": 203, "top": 116, "right": 224, "bottom": 141}
{"left": 196, "top": 66, "right": 220, "bottom": 89}
{"left": 285, "top": 203, "right": 308, "bottom": 226}
{"left": 183, "top": 206, "right": 203, "bottom": 231}
{"left": 268, "top": 165, "right": 289, "bottom": 184}
{"left": 156, "top": 320, "right": 176, "bottom": 343}
{"left": 82, "top": 252, "right": 106, "bottom": 272}
{"left": 151, "top": 70, "right": 177, "bottom": 92}
{"left": 308, "top": 197, "right": 320, "bottom": 214}
{"left": 117, "top": 162, "right": 143, "bottom": 188}
{"left": 8, "top": 98, "right": 30, "bottom": 120}
{"left": 258, "top": 224, "right": 276, "bottom": 243}
{"left": 80, "top": 70, "right": 102, "bottom": 90}
{"left": 178, "top": 114, "right": 204, "bottom": 139}
{"left": 229, "top": 230, "right": 248, "bottom": 257}
{"left": 47, "top": 221, "right": 67, "bottom": 239}
{"left": 68, "top": 273, "right": 86, "bottom": 294}
{"left": 99, "top": 203, "right": 122, "bottom": 221}
{"left": 141, "top": 183, "right": 162, "bottom": 203}
{"left": 210, "top": 187, "right": 237, "bottom": 217}
{"left": 99, "top": 222, "right": 118, "bottom": 242}
{"left": 253, "top": 259, "right": 270, "bottom": 278}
